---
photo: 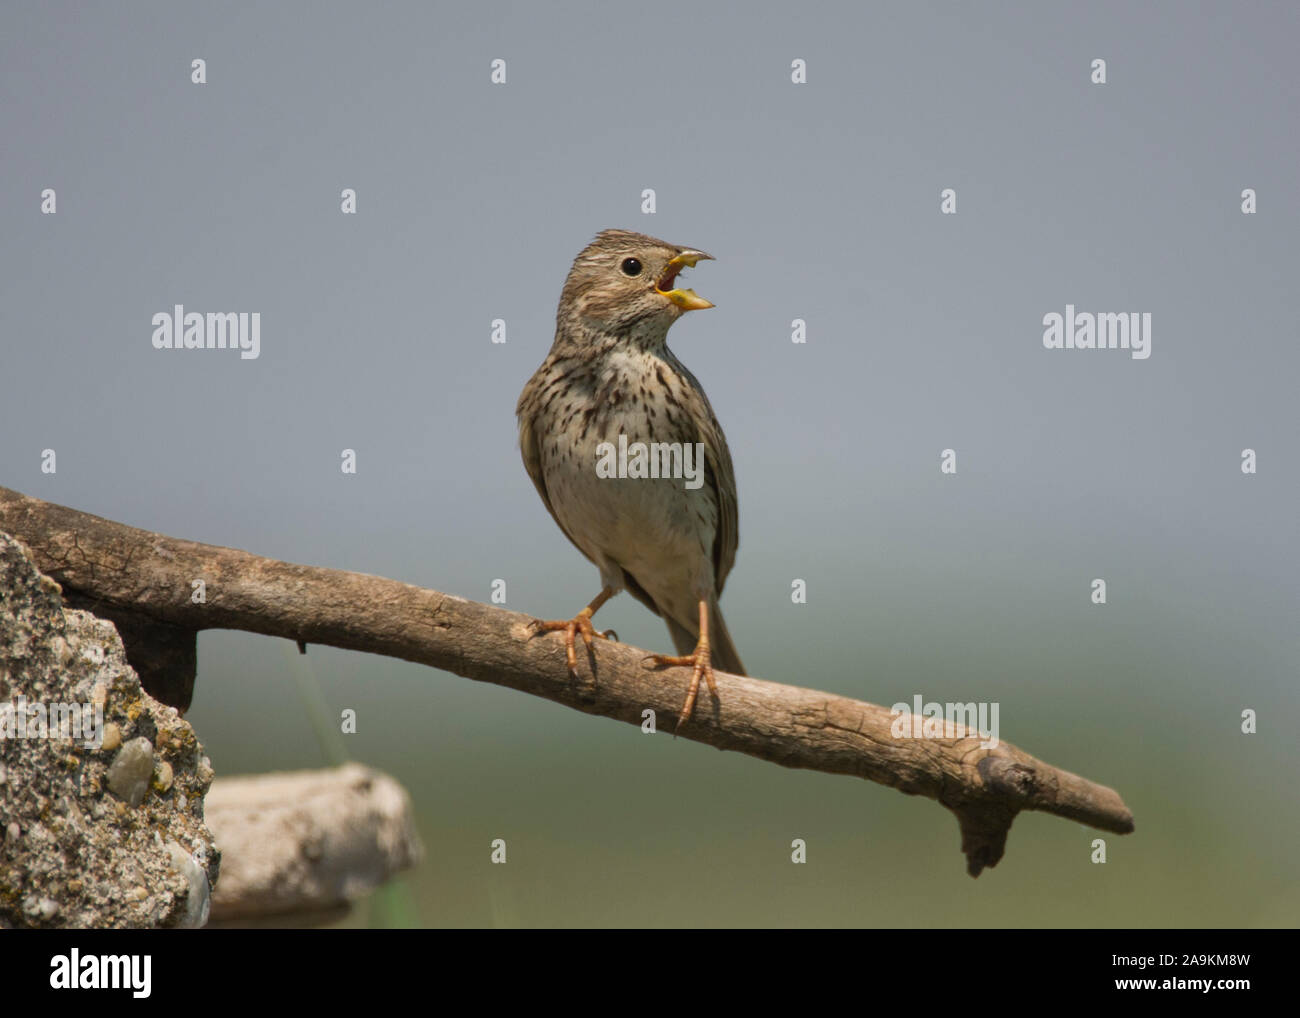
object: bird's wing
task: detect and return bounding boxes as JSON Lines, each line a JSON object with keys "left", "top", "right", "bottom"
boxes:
{"left": 517, "top": 410, "right": 554, "bottom": 518}
{"left": 519, "top": 407, "right": 619, "bottom": 580}
{"left": 670, "top": 354, "right": 739, "bottom": 596}
{"left": 703, "top": 413, "right": 739, "bottom": 595}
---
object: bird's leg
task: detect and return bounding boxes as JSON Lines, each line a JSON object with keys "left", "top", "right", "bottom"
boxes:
{"left": 645, "top": 600, "right": 718, "bottom": 728}
{"left": 530, "top": 586, "right": 617, "bottom": 675}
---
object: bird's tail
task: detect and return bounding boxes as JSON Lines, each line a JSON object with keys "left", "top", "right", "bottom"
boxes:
{"left": 665, "top": 600, "right": 746, "bottom": 676}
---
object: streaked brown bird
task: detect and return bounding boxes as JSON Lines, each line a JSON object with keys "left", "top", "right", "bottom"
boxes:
{"left": 516, "top": 228, "right": 744, "bottom": 726}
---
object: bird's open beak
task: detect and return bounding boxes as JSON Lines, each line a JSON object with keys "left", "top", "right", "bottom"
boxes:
{"left": 656, "top": 250, "right": 714, "bottom": 310}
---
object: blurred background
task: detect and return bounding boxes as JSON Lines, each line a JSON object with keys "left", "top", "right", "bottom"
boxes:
{"left": 2, "top": 0, "right": 1297, "bottom": 926}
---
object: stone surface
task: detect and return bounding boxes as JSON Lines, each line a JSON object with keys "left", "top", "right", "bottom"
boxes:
{"left": 0, "top": 532, "right": 219, "bottom": 928}
{"left": 106, "top": 738, "right": 155, "bottom": 807}
{"left": 205, "top": 762, "right": 422, "bottom": 922}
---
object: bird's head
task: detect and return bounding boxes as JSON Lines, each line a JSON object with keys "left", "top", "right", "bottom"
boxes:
{"left": 557, "top": 229, "right": 713, "bottom": 343}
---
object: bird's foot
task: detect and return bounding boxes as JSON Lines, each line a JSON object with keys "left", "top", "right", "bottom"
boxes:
{"left": 530, "top": 611, "right": 615, "bottom": 676}
{"left": 644, "top": 639, "right": 717, "bottom": 729}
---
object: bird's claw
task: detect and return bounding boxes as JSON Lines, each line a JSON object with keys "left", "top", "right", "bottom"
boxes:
{"left": 530, "top": 612, "right": 612, "bottom": 675}
{"left": 643, "top": 645, "right": 717, "bottom": 729}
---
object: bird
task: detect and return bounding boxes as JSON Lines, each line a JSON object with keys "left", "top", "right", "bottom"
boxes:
{"left": 516, "top": 228, "right": 745, "bottom": 727}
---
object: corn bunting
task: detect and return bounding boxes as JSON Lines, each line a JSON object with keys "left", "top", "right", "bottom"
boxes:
{"left": 516, "top": 229, "right": 744, "bottom": 726}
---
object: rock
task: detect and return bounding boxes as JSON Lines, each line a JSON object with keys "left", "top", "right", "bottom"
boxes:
{"left": 100, "top": 722, "right": 121, "bottom": 753}
{"left": 0, "top": 532, "right": 220, "bottom": 928}
{"left": 107, "top": 739, "right": 154, "bottom": 807}
{"left": 166, "top": 841, "right": 211, "bottom": 929}
{"left": 205, "top": 763, "right": 422, "bottom": 922}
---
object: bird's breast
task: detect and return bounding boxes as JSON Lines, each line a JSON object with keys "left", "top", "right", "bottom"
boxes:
{"left": 535, "top": 350, "right": 718, "bottom": 584}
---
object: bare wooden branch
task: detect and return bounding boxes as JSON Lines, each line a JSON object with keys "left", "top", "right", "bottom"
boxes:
{"left": 0, "top": 485, "right": 1134, "bottom": 876}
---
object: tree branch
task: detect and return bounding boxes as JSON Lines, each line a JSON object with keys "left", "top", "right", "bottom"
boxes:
{"left": 0, "top": 485, "right": 1134, "bottom": 876}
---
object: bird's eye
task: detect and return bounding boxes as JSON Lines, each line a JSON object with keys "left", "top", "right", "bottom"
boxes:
{"left": 620, "top": 257, "right": 643, "bottom": 277}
